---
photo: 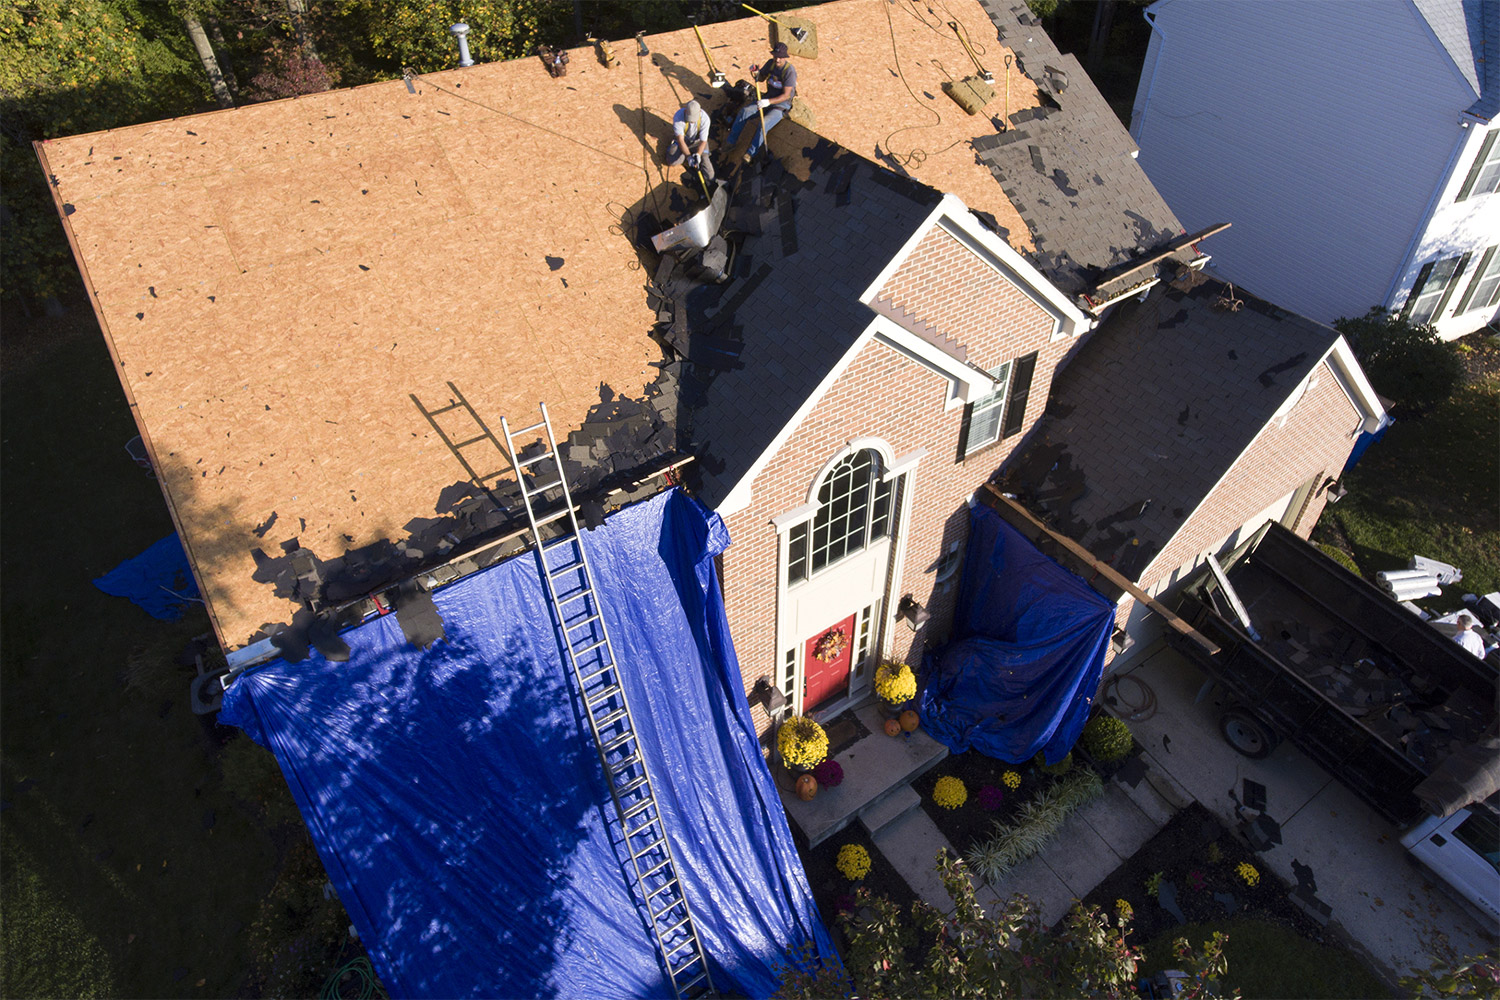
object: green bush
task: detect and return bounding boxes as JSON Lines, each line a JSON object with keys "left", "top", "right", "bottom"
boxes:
{"left": 1034, "top": 751, "right": 1074, "bottom": 775}
{"left": 1314, "top": 542, "right": 1362, "bottom": 578}
{"left": 1334, "top": 307, "right": 1463, "bottom": 417}
{"left": 1080, "top": 714, "right": 1134, "bottom": 762}
{"left": 967, "top": 768, "right": 1103, "bottom": 883}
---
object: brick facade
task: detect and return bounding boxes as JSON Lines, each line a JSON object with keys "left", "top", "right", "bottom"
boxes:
{"left": 719, "top": 219, "right": 1064, "bottom": 735}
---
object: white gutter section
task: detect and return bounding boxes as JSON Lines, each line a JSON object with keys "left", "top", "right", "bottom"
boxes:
{"left": 1132, "top": 2, "right": 1171, "bottom": 146}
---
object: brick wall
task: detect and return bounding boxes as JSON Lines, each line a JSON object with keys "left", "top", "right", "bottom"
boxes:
{"left": 877, "top": 226, "right": 1057, "bottom": 366}
{"left": 721, "top": 222, "right": 1067, "bottom": 736}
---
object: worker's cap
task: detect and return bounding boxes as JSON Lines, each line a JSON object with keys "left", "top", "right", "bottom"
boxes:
{"left": 684, "top": 99, "right": 701, "bottom": 117}
{"left": 771, "top": 42, "right": 789, "bottom": 57}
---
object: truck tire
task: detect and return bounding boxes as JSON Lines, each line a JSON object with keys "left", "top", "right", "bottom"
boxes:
{"left": 1219, "top": 708, "right": 1279, "bottom": 759}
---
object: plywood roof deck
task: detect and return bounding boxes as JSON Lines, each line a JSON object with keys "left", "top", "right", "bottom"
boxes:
{"left": 40, "top": 0, "right": 1039, "bottom": 648}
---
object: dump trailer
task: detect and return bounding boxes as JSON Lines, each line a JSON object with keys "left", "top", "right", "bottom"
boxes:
{"left": 1165, "top": 521, "right": 1498, "bottom": 828}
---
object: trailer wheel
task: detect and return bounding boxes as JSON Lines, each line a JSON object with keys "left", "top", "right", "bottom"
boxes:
{"left": 1219, "top": 709, "right": 1278, "bottom": 759}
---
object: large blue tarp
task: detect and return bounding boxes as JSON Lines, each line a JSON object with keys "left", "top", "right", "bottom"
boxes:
{"left": 220, "top": 489, "right": 834, "bottom": 998}
{"left": 919, "top": 503, "right": 1114, "bottom": 764}
{"left": 92, "top": 533, "right": 200, "bottom": 620}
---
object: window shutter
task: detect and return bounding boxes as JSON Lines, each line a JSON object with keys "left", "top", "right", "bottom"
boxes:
{"left": 1001, "top": 352, "right": 1038, "bottom": 439}
{"left": 955, "top": 402, "right": 973, "bottom": 462}
{"left": 1399, "top": 261, "right": 1435, "bottom": 321}
{"left": 1431, "top": 252, "right": 1472, "bottom": 321}
{"left": 1457, "top": 130, "right": 1499, "bottom": 202}
{"left": 1456, "top": 246, "right": 1497, "bottom": 313}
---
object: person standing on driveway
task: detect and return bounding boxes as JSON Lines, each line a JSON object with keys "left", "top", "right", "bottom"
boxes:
{"left": 664, "top": 99, "right": 714, "bottom": 181}
{"left": 726, "top": 43, "right": 797, "bottom": 162}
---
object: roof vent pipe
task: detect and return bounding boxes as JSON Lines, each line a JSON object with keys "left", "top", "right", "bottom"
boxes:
{"left": 451, "top": 23, "right": 474, "bottom": 67}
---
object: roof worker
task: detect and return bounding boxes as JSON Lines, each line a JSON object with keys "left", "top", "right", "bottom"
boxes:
{"left": 726, "top": 42, "right": 797, "bottom": 163}
{"left": 1453, "top": 612, "right": 1487, "bottom": 658}
{"left": 664, "top": 99, "right": 714, "bottom": 182}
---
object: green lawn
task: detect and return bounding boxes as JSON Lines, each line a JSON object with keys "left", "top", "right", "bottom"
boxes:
{"left": 1318, "top": 368, "right": 1499, "bottom": 606}
{"left": 1139, "top": 919, "right": 1393, "bottom": 999}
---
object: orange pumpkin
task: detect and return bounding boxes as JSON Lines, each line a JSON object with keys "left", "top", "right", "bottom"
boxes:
{"left": 883, "top": 718, "right": 902, "bottom": 737}
{"left": 899, "top": 709, "right": 920, "bottom": 732}
{"left": 795, "top": 773, "right": 819, "bottom": 800}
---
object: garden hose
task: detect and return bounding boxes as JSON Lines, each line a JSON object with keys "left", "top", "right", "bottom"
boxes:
{"left": 320, "top": 957, "right": 385, "bottom": 1000}
{"left": 1104, "top": 672, "right": 1157, "bottom": 722}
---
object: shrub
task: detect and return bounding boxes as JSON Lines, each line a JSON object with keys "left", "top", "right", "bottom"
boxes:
{"left": 1335, "top": 306, "right": 1463, "bottom": 416}
{"left": 977, "top": 784, "right": 1005, "bottom": 811}
{"left": 777, "top": 716, "right": 828, "bottom": 769}
{"left": 967, "top": 768, "right": 1104, "bottom": 883}
{"left": 836, "top": 844, "right": 871, "bottom": 881}
{"left": 1080, "top": 714, "right": 1133, "bottom": 762}
{"left": 933, "top": 776, "right": 967, "bottom": 810}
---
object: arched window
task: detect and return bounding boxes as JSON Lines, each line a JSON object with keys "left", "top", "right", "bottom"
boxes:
{"left": 787, "top": 449, "right": 894, "bottom": 584}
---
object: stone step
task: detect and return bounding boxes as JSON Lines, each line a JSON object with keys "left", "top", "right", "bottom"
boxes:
{"left": 871, "top": 807, "right": 956, "bottom": 913}
{"left": 858, "top": 782, "right": 921, "bottom": 837}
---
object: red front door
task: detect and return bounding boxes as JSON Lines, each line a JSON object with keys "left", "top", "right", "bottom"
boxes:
{"left": 803, "top": 613, "right": 856, "bottom": 713}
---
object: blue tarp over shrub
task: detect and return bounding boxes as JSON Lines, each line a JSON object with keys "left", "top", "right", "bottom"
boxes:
{"left": 92, "top": 533, "right": 200, "bottom": 620}
{"left": 221, "top": 489, "right": 834, "bottom": 998}
{"left": 919, "top": 503, "right": 1114, "bottom": 763}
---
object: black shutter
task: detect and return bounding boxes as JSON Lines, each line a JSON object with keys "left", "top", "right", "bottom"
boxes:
{"left": 1431, "top": 252, "right": 1472, "bottom": 322}
{"left": 1456, "top": 130, "right": 1498, "bottom": 202}
{"left": 1456, "top": 246, "right": 1497, "bottom": 314}
{"left": 1399, "top": 261, "right": 1435, "bottom": 321}
{"left": 955, "top": 402, "right": 973, "bottom": 462}
{"left": 1001, "top": 352, "right": 1038, "bottom": 439}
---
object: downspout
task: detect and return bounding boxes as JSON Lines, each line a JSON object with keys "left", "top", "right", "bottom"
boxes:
{"left": 1378, "top": 121, "right": 1473, "bottom": 309}
{"left": 1132, "top": 3, "right": 1169, "bottom": 145}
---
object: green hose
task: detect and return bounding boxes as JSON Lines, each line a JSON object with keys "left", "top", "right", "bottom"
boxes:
{"left": 319, "top": 956, "right": 385, "bottom": 1000}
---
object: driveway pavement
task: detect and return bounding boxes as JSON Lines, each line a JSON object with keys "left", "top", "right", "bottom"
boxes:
{"left": 1117, "top": 639, "right": 1495, "bottom": 982}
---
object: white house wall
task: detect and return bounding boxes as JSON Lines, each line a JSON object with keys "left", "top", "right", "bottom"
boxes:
{"left": 1131, "top": 0, "right": 1477, "bottom": 327}
{"left": 1389, "top": 123, "right": 1500, "bottom": 340}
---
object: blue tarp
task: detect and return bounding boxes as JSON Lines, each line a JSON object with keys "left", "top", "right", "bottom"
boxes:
{"left": 919, "top": 503, "right": 1114, "bottom": 763}
{"left": 92, "top": 533, "right": 200, "bottom": 620}
{"left": 220, "top": 489, "right": 834, "bottom": 998}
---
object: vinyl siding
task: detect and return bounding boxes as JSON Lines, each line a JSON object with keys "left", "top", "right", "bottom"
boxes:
{"left": 1131, "top": 0, "right": 1476, "bottom": 326}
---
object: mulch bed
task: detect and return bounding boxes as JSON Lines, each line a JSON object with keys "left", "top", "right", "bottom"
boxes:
{"left": 909, "top": 748, "right": 1074, "bottom": 856}
{"left": 1080, "top": 801, "right": 1334, "bottom": 947}
{"left": 795, "top": 823, "right": 919, "bottom": 933}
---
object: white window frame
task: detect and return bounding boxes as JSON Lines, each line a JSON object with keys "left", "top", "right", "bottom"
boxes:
{"left": 1460, "top": 248, "right": 1500, "bottom": 314}
{"left": 1406, "top": 255, "right": 1463, "bottom": 325}
{"left": 963, "top": 360, "right": 1013, "bottom": 456}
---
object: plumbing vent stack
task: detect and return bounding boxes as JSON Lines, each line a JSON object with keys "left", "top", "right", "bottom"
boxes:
{"left": 451, "top": 23, "right": 474, "bottom": 67}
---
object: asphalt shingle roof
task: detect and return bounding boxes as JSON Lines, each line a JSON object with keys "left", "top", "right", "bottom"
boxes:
{"left": 999, "top": 279, "right": 1340, "bottom": 582}
{"left": 1414, "top": 0, "right": 1499, "bottom": 120}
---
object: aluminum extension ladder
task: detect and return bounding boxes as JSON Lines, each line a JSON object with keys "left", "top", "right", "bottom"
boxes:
{"left": 500, "top": 403, "right": 714, "bottom": 1000}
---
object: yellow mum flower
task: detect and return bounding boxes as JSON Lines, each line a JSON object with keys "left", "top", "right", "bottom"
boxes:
{"left": 1236, "top": 861, "right": 1260, "bottom": 887}
{"left": 836, "top": 843, "right": 871, "bottom": 881}
{"left": 777, "top": 716, "right": 829, "bottom": 769}
{"left": 874, "top": 662, "right": 917, "bottom": 704}
{"left": 933, "top": 775, "right": 968, "bottom": 810}
{"left": 1002, "top": 770, "right": 1022, "bottom": 790}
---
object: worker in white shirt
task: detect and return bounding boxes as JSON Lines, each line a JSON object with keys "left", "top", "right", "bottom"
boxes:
{"left": 1453, "top": 613, "right": 1487, "bottom": 657}
{"left": 664, "top": 100, "right": 714, "bottom": 182}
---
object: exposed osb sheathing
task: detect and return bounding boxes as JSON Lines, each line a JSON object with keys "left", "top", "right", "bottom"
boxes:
{"left": 40, "top": 0, "right": 1036, "bottom": 648}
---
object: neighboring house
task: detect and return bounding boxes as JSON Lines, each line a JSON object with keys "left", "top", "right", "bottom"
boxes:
{"left": 1130, "top": 0, "right": 1500, "bottom": 339}
{"left": 999, "top": 277, "right": 1388, "bottom": 662}
{"left": 39, "top": 0, "right": 1377, "bottom": 741}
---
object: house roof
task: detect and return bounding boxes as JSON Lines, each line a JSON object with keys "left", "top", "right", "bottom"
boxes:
{"left": 42, "top": 0, "right": 1196, "bottom": 651}
{"left": 1414, "top": 0, "right": 1500, "bottom": 120}
{"left": 970, "top": 0, "right": 1200, "bottom": 300}
{"left": 998, "top": 278, "right": 1342, "bottom": 583}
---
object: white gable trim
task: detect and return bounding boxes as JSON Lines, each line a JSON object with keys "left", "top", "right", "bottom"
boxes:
{"left": 1325, "top": 336, "right": 1391, "bottom": 433}
{"left": 870, "top": 315, "right": 996, "bottom": 403}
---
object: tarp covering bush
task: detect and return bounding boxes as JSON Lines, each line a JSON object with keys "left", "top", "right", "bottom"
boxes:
{"left": 920, "top": 503, "right": 1114, "bottom": 763}
{"left": 221, "top": 489, "right": 834, "bottom": 998}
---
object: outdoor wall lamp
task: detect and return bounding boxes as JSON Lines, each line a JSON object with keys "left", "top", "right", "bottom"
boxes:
{"left": 750, "top": 677, "right": 787, "bottom": 714}
{"left": 1320, "top": 477, "right": 1348, "bottom": 503}
{"left": 897, "top": 594, "right": 931, "bottom": 631}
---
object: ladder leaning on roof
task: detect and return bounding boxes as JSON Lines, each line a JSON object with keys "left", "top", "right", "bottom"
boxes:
{"left": 499, "top": 403, "right": 715, "bottom": 1000}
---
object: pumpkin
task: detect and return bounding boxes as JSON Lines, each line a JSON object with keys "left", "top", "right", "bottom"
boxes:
{"left": 795, "top": 773, "right": 819, "bottom": 800}
{"left": 883, "top": 717, "right": 902, "bottom": 737}
{"left": 899, "top": 709, "right": 920, "bottom": 732}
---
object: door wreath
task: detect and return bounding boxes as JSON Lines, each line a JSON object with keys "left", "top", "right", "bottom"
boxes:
{"left": 812, "top": 626, "right": 848, "bottom": 663}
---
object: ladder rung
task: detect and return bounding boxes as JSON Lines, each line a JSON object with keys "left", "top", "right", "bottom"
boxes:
{"left": 602, "top": 730, "right": 635, "bottom": 754}
{"left": 670, "top": 953, "right": 705, "bottom": 979}
{"left": 608, "top": 751, "right": 642, "bottom": 774}
{"left": 586, "top": 684, "right": 622, "bottom": 706}
{"left": 675, "top": 972, "right": 709, "bottom": 995}
{"left": 596, "top": 708, "right": 628, "bottom": 731}
{"left": 566, "top": 614, "right": 601, "bottom": 633}
{"left": 453, "top": 433, "right": 490, "bottom": 448}
{"left": 640, "top": 857, "right": 673, "bottom": 881}
{"left": 657, "top": 914, "right": 691, "bottom": 939}
{"left": 646, "top": 877, "right": 680, "bottom": 903}
{"left": 534, "top": 507, "right": 572, "bottom": 527}
{"left": 548, "top": 562, "right": 582, "bottom": 579}
{"left": 558, "top": 589, "right": 590, "bottom": 605}
{"left": 629, "top": 833, "right": 666, "bottom": 861}
{"left": 573, "top": 638, "right": 608, "bottom": 658}
{"left": 511, "top": 419, "right": 546, "bottom": 436}
{"left": 581, "top": 662, "right": 615, "bottom": 685}
{"left": 614, "top": 774, "right": 649, "bottom": 799}
{"left": 622, "top": 798, "right": 656, "bottom": 822}
{"left": 529, "top": 477, "right": 563, "bottom": 493}
{"left": 517, "top": 450, "right": 554, "bottom": 469}
{"left": 664, "top": 935, "right": 698, "bottom": 959}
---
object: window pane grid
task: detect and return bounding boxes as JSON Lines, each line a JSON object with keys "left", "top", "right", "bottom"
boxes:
{"left": 791, "top": 449, "right": 899, "bottom": 583}
{"left": 965, "top": 361, "right": 1011, "bottom": 456}
{"left": 1410, "top": 256, "right": 1461, "bottom": 324}
{"left": 1465, "top": 251, "right": 1500, "bottom": 313}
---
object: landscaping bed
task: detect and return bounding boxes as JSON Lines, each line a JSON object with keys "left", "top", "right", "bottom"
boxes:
{"left": 795, "top": 824, "right": 918, "bottom": 936}
{"left": 910, "top": 748, "right": 1068, "bottom": 855}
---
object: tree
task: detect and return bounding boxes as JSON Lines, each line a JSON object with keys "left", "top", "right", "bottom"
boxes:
{"left": 775, "top": 851, "right": 1233, "bottom": 999}
{"left": 338, "top": 0, "right": 571, "bottom": 74}
{"left": 1334, "top": 307, "right": 1464, "bottom": 417}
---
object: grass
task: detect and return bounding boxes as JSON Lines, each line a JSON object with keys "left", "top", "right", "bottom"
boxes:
{"left": 0, "top": 298, "right": 332, "bottom": 996}
{"left": 1316, "top": 363, "right": 1499, "bottom": 607}
{"left": 1139, "top": 919, "right": 1393, "bottom": 999}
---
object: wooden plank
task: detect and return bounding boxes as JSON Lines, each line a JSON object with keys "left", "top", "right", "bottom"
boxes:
{"left": 978, "top": 484, "right": 1220, "bottom": 657}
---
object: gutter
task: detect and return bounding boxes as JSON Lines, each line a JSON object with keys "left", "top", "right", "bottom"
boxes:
{"left": 1132, "top": 2, "right": 1171, "bottom": 145}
